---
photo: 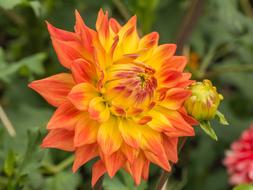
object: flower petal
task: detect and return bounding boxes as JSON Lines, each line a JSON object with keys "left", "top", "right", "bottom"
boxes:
{"left": 74, "top": 10, "right": 95, "bottom": 53}
{"left": 41, "top": 129, "right": 74, "bottom": 151}
{"left": 144, "top": 150, "right": 171, "bottom": 171}
{"left": 91, "top": 160, "right": 106, "bottom": 187}
{"left": 68, "top": 83, "right": 99, "bottom": 111}
{"left": 74, "top": 115, "right": 99, "bottom": 147}
{"left": 161, "top": 56, "right": 187, "bottom": 72}
{"left": 130, "top": 153, "right": 147, "bottom": 185}
{"left": 162, "top": 136, "right": 178, "bottom": 163}
{"left": 159, "top": 88, "right": 191, "bottom": 110}
{"left": 47, "top": 101, "right": 82, "bottom": 130}
{"left": 138, "top": 125, "right": 169, "bottom": 170}
{"left": 102, "top": 151, "right": 126, "bottom": 177}
{"left": 47, "top": 22, "right": 92, "bottom": 68}
{"left": 28, "top": 73, "right": 75, "bottom": 107}
{"left": 72, "top": 143, "right": 98, "bottom": 172}
{"left": 157, "top": 106, "right": 195, "bottom": 137}
{"left": 120, "top": 143, "right": 139, "bottom": 164}
{"left": 146, "top": 109, "right": 172, "bottom": 132}
{"left": 147, "top": 44, "right": 176, "bottom": 70}
{"left": 88, "top": 97, "right": 110, "bottom": 122}
{"left": 119, "top": 119, "right": 142, "bottom": 148}
{"left": 97, "top": 117, "right": 122, "bottom": 155}
{"left": 70, "top": 58, "right": 97, "bottom": 84}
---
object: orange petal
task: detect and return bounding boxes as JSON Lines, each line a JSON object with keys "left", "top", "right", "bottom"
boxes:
{"left": 162, "top": 136, "right": 178, "bottom": 163}
{"left": 179, "top": 107, "right": 198, "bottom": 125}
{"left": 41, "top": 129, "right": 74, "bottom": 151}
{"left": 109, "top": 18, "right": 121, "bottom": 34}
{"left": 28, "top": 73, "right": 75, "bottom": 107}
{"left": 46, "top": 21, "right": 78, "bottom": 41}
{"left": 47, "top": 22, "right": 90, "bottom": 68}
{"left": 119, "top": 119, "right": 142, "bottom": 148}
{"left": 139, "top": 32, "right": 159, "bottom": 50}
{"left": 120, "top": 143, "right": 139, "bottom": 164}
{"left": 70, "top": 59, "right": 96, "bottom": 84}
{"left": 113, "top": 16, "right": 139, "bottom": 60}
{"left": 68, "top": 83, "right": 99, "bottom": 111}
{"left": 97, "top": 117, "right": 122, "bottom": 155}
{"left": 159, "top": 88, "right": 191, "bottom": 110}
{"left": 139, "top": 125, "right": 169, "bottom": 169}
{"left": 157, "top": 70, "right": 183, "bottom": 88}
{"left": 157, "top": 107, "right": 195, "bottom": 137}
{"left": 175, "top": 73, "right": 194, "bottom": 88}
{"left": 74, "top": 10, "right": 95, "bottom": 53}
{"left": 161, "top": 56, "right": 187, "bottom": 72}
{"left": 74, "top": 115, "right": 99, "bottom": 147}
{"left": 130, "top": 153, "right": 148, "bottom": 185}
{"left": 102, "top": 151, "right": 126, "bottom": 177}
{"left": 47, "top": 101, "right": 82, "bottom": 130}
{"left": 142, "top": 160, "right": 150, "bottom": 180}
{"left": 72, "top": 143, "right": 98, "bottom": 172}
{"left": 146, "top": 109, "right": 172, "bottom": 132}
{"left": 88, "top": 97, "right": 110, "bottom": 122}
{"left": 147, "top": 44, "right": 176, "bottom": 70}
{"left": 144, "top": 150, "right": 170, "bottom": 171}
{"left": 91, "top": 160, "right": 106, "bottom": 187}
{"left": 96, "top": 9, "right": 113, "bottom": 51}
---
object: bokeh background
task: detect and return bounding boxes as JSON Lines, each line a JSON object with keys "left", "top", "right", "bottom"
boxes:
{"left": 0, "top": 0, "right": 253, "bottom": 189}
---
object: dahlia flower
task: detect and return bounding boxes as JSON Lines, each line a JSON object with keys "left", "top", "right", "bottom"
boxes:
{"left": 224, "top": 125, "right": 253, "bottom": 185}
{"left": 29, "top": 9, "right": 197, "bottom": 186}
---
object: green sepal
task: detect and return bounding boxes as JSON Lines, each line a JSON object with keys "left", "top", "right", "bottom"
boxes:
{"left": 216, "top": 110, "right": 229, "bottom": 125}
{"left": 199, "top": 121, "right": 218, "bottom": 141}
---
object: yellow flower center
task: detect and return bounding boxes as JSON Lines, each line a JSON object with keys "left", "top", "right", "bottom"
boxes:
{"left": 103, "top": 62, "right": 157, "bottom": 117}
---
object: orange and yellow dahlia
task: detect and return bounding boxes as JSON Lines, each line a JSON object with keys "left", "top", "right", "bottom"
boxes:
{"left": 29, "top": 9, "right": 197, "bottom": 186}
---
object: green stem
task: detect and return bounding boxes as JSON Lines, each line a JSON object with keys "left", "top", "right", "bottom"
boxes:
{"left": 199, "top": 46, "right": 215, "bottom": 75}
{"left": 0, "top": 104, "right": 16, "bottom": 137}
{"left": 42, "top": 155, "right": 74, "bottom": 174}
{"left": 112, "top": 0, "right": 131, "bottom": 21}
{"left": 206, "top": 64, "right": 253, "bottom": 78}
{"left": 240, "top": 0, "right": 253, "bottom": 17}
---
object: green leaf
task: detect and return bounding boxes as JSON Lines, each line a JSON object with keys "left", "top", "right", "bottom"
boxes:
{"left": 45, "top": 172, "right": 81, "bottom": 190}
{"left": 216, "top": 110, "right": 229, "bottom": 125}
{"left": 104, "top": 175, "right": 128, "bottom": 190}
{"left": 0, "top": 0, "right": 22, "bottom": 9}
{"left": 19, "top": 129, "right": 44, "bottom": 175}
{"left": 234, "top": 184, "right": 253, "bottom": 190}
{"left": 4, "top": 150, "right": 16, "bottom": 177}
{"left": 104, "top": 170, "right": 147, "bottom": 190}
{"left": 0, "top": 52, "right": 46, "bottom": 82}
{"left": 27, "top": 1, "right": 42, "bottom": 17}
{"left": 199, "top": 121, "right": 218, "bottom": 141}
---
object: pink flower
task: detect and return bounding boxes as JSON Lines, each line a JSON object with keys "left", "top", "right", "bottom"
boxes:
{"left": 223, "top": 124, "right": 253, "bottom": 185}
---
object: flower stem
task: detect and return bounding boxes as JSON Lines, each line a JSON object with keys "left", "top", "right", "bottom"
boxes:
{"left": 42, "top": 155, "right": 74, "bottom": 174}
{"left": 112, "top": 0, "right": 131, "bottom": 21}
{"left": 155, "top": 171, "right": 170, "bottom": 190}
{"left": 93, "top": 175, "right": 104, "bottom": 190}
{"left": 155, "top": 137, "right": 187, "bottom": 190}
{"left": 0, "top": 104, "right": 16, "bottom": 137}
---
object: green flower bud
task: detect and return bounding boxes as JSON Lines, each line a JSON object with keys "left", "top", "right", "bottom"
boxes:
{"left": 184, "top": 79, "right": 223, "bottom": 121}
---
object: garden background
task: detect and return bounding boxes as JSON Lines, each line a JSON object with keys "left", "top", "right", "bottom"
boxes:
{"left": 0, "top": 0, "right": 253, "bottom": 189}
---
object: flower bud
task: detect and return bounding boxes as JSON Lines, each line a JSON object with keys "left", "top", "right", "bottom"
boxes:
{"left": 184, "top": 79, "right": 223, "bottom": 121}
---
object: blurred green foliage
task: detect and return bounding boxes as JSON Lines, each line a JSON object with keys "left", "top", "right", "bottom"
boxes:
{"left": 0, "top": 0, "right": 253, "bottom": 189}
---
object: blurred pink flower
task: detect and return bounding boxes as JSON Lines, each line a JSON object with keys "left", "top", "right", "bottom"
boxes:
{"left": 223, "top": 124, "right": 253, "bottom": 185}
